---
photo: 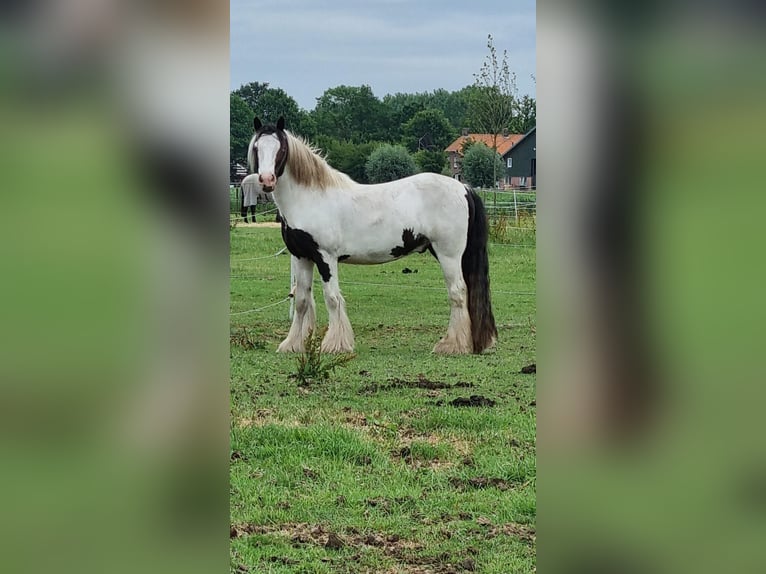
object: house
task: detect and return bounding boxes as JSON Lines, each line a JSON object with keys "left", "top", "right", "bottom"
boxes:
{"left": 230, "top": 162, "right": 248, "bottom": 185}
{"left": 444, "top": 129, "right": 524, "bottom": 183}
{"left": 501, "top": 126, "right": 536, "bottom": 189}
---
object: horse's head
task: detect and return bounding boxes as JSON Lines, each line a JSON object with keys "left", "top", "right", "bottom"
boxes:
{"left": 249, "top": 116, "right": 288, "bottom": 193}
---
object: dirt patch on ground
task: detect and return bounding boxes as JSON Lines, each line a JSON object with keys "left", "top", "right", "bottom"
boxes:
{"left": 448, "top": 476, "right": 529, "bottom": 492}
{"left": 339, "top": 407, "right": 369, "bottom": 429}
{"left": 391, "top": 430, "right": 471, "bottom": 471}
{"left": 337, "top": 415, "right": 473, "bottom": 470}
{"left": 232, "top": 518, "right": 534, "bottom": 571}
{"left": 235, "top": 408, "right": 283, "bottom": 428}
{"left": 520, "top": 363, "right": 536, "bottom": 374}
{"left": 395, "top": 445, "right": 455, "bottom": 472}
{"left": 448, "top": 395, "right": 496, "bottom": 408}
{"left": 231, "top": 522, "right": 487, "bottom": 573}
{"left": 487, "top": 523, "right": 536, "bottom": 545}
{"left": 361, "top": 374, "right": 474, "bottom": 394}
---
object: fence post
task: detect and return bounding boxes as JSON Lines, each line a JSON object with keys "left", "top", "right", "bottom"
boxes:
{"left": 513, "top": 187, "right": 519, "bottom": 225}
{"left": 288, "top": 255, "right": 296, "bottom": 320}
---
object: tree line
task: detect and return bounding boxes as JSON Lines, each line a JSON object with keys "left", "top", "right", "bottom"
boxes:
{"left": 231, "top": 37, "right": 535, "bottom": 185}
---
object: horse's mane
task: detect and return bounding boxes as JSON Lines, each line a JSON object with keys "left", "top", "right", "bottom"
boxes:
{"left": 284, "top": 131, "right": 355, "bottom": 190}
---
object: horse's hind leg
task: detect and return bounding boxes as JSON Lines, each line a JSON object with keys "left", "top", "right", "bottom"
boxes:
{"left": 319, "top": 257, "right": 354, "bottom": 353}
{"left": 433, "top": 254, "right": 472, "bottom": 355}
{"left": 240, "top": 192, "right": 248, "bottom": 223}
{"left": 277, "top": 256, "right": 316, "bottom": 352}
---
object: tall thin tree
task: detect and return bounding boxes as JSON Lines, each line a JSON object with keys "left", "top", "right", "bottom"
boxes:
{"left": 470, "top": 35, "right": 517, "bottom": 187}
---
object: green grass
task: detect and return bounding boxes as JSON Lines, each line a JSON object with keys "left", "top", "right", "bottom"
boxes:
{"left": 230, "top": 227, "right": 536, "bottom": 573}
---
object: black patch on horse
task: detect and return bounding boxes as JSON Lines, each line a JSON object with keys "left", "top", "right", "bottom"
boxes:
{"left": 281, "top": 220, "right": 331, "bottom": 282}
{"left": 338, "top": 254, "right": 351, "bottom": 262}
{"left": 390, "top": 228, "right": 430, "bottom": 258}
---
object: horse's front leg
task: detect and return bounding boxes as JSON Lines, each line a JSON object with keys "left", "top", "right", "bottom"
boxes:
{"left": 277, "top": 256, "right": 316, "bottom": 352}
{"left": 318, "top": 256, "right": 355, "bottom": 353}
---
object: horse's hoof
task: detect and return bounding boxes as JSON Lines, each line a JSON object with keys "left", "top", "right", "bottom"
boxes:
{"left": 320, "top": 345, "right": 355, "bottom": 354}
{"left": 320, "top": 341, "right": 354, "bottom": 354}
{"left": 277, "top": 341, "right": 303, "bottom": 353}
{"left": 433, "top": 339, "right": 471, "bottom": 355}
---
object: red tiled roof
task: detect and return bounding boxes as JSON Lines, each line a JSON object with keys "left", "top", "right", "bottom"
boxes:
{"left": 445, "top": 133, "right": 524, "bottom": 156}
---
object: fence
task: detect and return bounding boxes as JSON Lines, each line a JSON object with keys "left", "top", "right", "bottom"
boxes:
{"left": 474, "top": 188, "right": 536, "bottom": 231}
{"left": 230, "top": 185, "right": 280, "bottom": 222}
{"left": 230, "top": 185, "right": 537, "bottom": 226}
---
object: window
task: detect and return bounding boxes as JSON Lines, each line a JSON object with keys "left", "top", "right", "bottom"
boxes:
{"left": 507, "top": 157, "right": 513, "bottom": 168}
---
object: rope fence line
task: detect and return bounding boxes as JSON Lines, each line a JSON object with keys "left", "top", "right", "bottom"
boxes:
{"left": 230, "top": 211, "right": 535, "bottom": 231}
{"left": 229, "top": 278, "right": 535, "bottom": 298}
{"left": 229, "top": 207, "right": 281, "bottom": 222}
{"left": 230, "top": 297, "right": 291, "bottom": 316}
{"left": 228, "top": 244, "right": 533, "bottom": 259}
{"left": 230, "top": 287, "right": 534, "bottom": 319}
{"left": 339, "top": 280, "right": 535, "bottom": 297}
{"left": 230, "top": 207, "right": 536, "bottom": 219}
{"left": 489, "top": 243, "right": 536, "bottom": 248}
{"left": 230, "top": 247, "right": 287, "bottom": 262}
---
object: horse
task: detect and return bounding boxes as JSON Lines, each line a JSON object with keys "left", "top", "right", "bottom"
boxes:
{"left": 240, "top": 173, "right": 271, "bottom": 222}
{"left": 248, "top": 116, "right": 497, "bottom": 355}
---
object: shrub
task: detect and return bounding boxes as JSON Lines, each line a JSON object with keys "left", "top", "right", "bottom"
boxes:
{"left": 414, "top": 150, "right": 448, "bottom": 174}
{"left": 322, "top": 139, "right": 379, "bottom": 183}
{"left": 365, "top": 144, "right": 418, "bottom": 183}
{"left": 462, "top": 142, "right": 505, "bottom": 188}
{"left": 294, "top": 328, "right": 355, "bottom": 385}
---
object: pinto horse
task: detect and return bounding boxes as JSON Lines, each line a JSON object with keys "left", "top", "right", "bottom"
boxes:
{"left": 249, "top": 116, "right": 497, "bottom": 355}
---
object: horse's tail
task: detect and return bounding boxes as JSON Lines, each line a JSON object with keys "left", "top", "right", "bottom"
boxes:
{"left": 461, "top": 188, "right": 498, "bottom": 353}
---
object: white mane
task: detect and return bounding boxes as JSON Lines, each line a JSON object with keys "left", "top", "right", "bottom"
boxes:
{"left": 285, "top": 132, "right": 356, "bottom": 190}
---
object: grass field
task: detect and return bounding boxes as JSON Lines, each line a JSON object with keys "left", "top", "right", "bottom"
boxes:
{"left": 230, "top": 225, "right": 536, "bottom": 573}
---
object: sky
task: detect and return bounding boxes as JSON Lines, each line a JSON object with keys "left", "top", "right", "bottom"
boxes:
{"left": 230, "top": 0, "right": 536, "bottom": 111}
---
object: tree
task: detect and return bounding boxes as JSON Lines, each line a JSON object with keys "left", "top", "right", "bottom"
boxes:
{"left": 401, "top": 108, "right": 457, "bottom": 153}
{"left": 250, "top": 88, "right": 303, "bottom": 131}
{"left": 383, "top": 89, "right": 475, "bottom": 139}
{"left": 414, "top": 150, "right": 448, "bottom": 174}
{"left": 313, "top": 85, "right": 389, "bottom": 143}
{"left": 230, "top": 93, "right": 254, "bottom": 165}
{"left": 510, "top": 95, "right": 536, "bottom": 134}
{"left": 468, "top": 35, "right": 517, "bottom": 186}
{"left": 365, "top": 144, "right": 417, "bottom": 183}
{"left": 429, "top": 87, "right": 476, "bottom": 133}
{"left": 381, "top": 92, "right": 428, "bottom": 140}
{"left": 322, "top": 139, "right": 379, "bottom": 184}
{"left": 462, "top": 142, "right": 504, "bottom": 188}
{"left": 232, "top": 81, "right": 270, "bottom": 110}
{"left": 460, "top": 137, "right": 478, "bottom": 155}
{"left": 233, "top": 82, "right": 314, "bottom": 138}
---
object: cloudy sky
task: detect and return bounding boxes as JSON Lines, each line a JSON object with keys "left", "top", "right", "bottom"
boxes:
{"left": 231, "top": 0, "right": 536, "bottom": 111}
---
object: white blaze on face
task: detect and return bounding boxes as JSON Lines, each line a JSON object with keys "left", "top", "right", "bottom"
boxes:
{"left": 256, "top": 133, "right": 281, "bottom": 189}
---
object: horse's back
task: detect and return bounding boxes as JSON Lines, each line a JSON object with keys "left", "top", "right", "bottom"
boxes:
{"left": 343, "top": 173, "right": 470, "bottom": 255}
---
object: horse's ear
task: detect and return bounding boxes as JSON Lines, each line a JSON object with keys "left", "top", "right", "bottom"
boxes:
{"left": 276, "top": 116, "right": 285, "bottom": 131}
{"left": 254, "top": 117, "right": 262, "bottom": 131}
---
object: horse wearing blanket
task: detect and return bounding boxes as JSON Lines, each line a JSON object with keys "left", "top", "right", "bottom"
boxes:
{"left": 249, "top": 116, "right": 497, "bottom": 355}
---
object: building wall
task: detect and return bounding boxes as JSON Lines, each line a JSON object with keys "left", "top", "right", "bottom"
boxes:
{"left": 448, "top": 151, "right": 463, "bottom": 180}
{"left": 503, "top": 130, "right": 536, "bottom": 187}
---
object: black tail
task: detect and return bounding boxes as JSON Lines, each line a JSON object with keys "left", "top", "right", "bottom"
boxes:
{"left": 462, "top": 188, "right": 497, "bottom": 353}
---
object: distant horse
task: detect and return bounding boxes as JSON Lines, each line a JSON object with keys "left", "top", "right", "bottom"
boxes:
{"left": 240, "top": 173, "right": 268, "bottom": 222}
{"left": 249, "top": 116, "right": 496, "bottom": 354}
